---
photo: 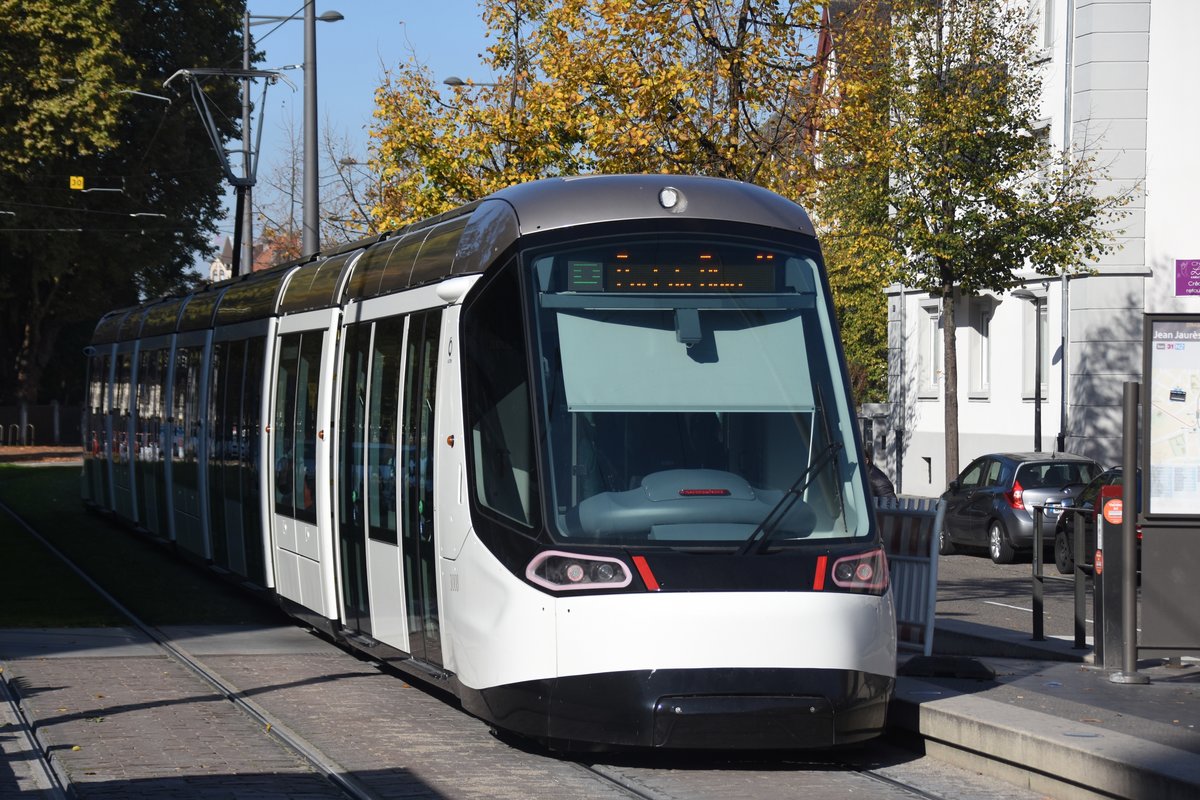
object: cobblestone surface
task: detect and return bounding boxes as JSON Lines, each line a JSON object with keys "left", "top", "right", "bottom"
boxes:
{"left": 4, "top": 653, "right": 343, "bottom": 798}
{"left": 3, "top": 629, "right": 1051, "bottom": 800}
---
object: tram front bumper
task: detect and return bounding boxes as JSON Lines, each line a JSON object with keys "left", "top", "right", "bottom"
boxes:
{"left": 464, "top": 666, "right": 894, "bottom": 750}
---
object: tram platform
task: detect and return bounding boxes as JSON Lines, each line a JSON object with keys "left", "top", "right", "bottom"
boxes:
{"left": 892, "top": 619, "right": 1200, "bottom": 800}
{"left": 0, "top": 621, "right": 1194, "bottom": 800}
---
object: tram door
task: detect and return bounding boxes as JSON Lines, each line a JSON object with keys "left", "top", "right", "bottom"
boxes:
{"left": 134, "top": 345, "right": 171, "bottom": 538}
{"left": 337, "top": 311, "right": 441, "bottom": 665}
{"left": 84, "top": 352, "right": 111, "bottom": 506}
{"left": 401, "top": 310, "right": 442, "bottom": 665}
{"left": 170, "top": 339, "right": 210, "bottom": 557}
{"left": 111, "top": 350, "right": 135, "bottom": 519}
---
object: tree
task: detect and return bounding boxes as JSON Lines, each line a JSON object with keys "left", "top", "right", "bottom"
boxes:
{"left": 0, "top": 0, "right": 132, "bottom": 173}
{"left": 369, "top": 0, "right": 826, "bottom": 229}
{"left": 255, "top": 116, "right": 380, "bottom": 263}
{"left": 817, "top": 0, "right": 1128, "bottom": 481}
{"left": 0, "top": 0, "right": 243, "bottom": 409}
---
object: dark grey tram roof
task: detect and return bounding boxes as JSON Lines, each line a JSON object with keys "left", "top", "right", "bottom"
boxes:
{"left": 87, "top": 175, "right": 814, "bottom": 346}
{"left": 486, "top": 175, "right": 817, "bottom": 238}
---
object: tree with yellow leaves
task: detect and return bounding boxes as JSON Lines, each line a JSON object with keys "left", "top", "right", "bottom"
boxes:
{"left": 817, "top": 0, "right": 1128, "bottom": 481}
{"left": 369, "top": 0, "right": 913, "bottom": 392}
{"left": 369, "top": 0, "right": 826, "bottom": 229}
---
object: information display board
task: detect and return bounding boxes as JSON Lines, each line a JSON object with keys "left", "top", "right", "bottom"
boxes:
{"left": 1144, "top": 316, "right": 1200, "bottom": 517}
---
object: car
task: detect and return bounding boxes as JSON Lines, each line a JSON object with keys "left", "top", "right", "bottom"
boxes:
{"left": 939, "top": 452, "right": 1101, "bottom": 564}
{"left": 1053, "top": 467, "right": 1142, "bottom": 575}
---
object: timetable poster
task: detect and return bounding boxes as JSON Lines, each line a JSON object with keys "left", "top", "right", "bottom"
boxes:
{"left": 1147, "top": 318, "right": 1200, "bottom": 515}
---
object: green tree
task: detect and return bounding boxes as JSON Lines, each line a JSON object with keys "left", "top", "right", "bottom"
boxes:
{"left": 0, "top": 0, "right": 131, "bottom": 172}
{"left": 817, "top": 0, "right": 1127, "bottom": 480}
{"left": 0, "top": 0, "right": 243, "bottom": 409}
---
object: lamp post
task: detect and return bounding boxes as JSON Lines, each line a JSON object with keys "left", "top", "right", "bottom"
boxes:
{"left": 243, "top": 5, "right": 343, "bottom": 268}
{"left": 1012, "top": 288, "right": 1044, "bottom": 452}
{"left": 443, "top": 76, "right": 501, "bottom": 87}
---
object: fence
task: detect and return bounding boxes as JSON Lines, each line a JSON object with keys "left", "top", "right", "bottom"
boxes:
{"left": 0, "top": 404, "right": 82, "bottom": 446}
{"left": 876, "top": 496, "right": 944, "bottom": 657}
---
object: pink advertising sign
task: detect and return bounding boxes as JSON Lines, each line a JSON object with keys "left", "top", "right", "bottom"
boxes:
{"left": 1177, "top": 260, "right": 1200, "bottom": 296}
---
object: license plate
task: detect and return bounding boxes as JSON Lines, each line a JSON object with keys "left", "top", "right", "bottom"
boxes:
{"left": 1043, "top": 502, "right": 1061, "bottom": 518}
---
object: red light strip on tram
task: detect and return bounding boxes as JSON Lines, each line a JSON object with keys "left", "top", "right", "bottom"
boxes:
{"left": 813, "top": 555, "right": 828, "bottom": 591}
{"left": 632, "top": 555, "right": 661, "bottom": 592}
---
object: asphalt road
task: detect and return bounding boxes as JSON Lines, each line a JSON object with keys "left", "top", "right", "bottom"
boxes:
{"left": 935, "top": 548, "right": 1097, "bottom": 643}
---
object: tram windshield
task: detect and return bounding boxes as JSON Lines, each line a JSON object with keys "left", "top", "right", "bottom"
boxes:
{"left": 464, "top": 231, "right": 869, "bottom": 549}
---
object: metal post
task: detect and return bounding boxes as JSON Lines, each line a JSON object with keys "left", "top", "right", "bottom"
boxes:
{"left": 1033, "top": 297, "right": 1042, "bottom": 452}
{"left": 240, "top": 10, "right": 253, "bottom": 276}
{"left": 1058, "top": 273, "right": 1069, "bottom": 453}
{"left": 302, "top": 1, "right": 319, "bottom": 257}
{"left": 1073, "top": 511, "right": 1087, "bottom": 648}
{"left": 1111, "top": 381, "right": 1149, "bottom": 684}
{"left": 1032, "top": 506, "right": 1044, "bottom": 641}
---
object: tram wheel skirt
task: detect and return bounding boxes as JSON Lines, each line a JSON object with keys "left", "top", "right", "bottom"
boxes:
{"left": 462, "top": 667, "right": 894, "bottom": 751}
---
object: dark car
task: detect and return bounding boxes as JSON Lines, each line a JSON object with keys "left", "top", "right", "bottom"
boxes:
{"left": 939, "top": 452, "right": 1101, "bottom": 564}
{"left": 1053, "top": 467, "right": 1141, "bottom": 575}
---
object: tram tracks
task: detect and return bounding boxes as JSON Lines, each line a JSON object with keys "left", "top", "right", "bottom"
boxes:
{"left": 2, "top": 495, "right": 1031, "bottom": 800}
{"left": 0, "top": 497, "right": 374, "bottom": 800}
{"left": 0, "top": 662, "right": 68, "bottom": 799}
{"left": 575, "top": 749, "right": 970, "bottom": 800}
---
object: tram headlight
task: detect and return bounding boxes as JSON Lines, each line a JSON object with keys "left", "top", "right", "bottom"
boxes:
{"left": 828, "top": 548, "right": 889, "bottom": 594}
{"left": 526, "top": 551, "right": 633, "bottom": 592}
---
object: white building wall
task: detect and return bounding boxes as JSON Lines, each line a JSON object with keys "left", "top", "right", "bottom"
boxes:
{"left": 879, "top": 0, "right": 1199, "bottom": 498}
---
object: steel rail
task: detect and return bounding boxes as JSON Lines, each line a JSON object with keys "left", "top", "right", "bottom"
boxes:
{"left": 0, "top": 497, "right": 379, "bottom": 800}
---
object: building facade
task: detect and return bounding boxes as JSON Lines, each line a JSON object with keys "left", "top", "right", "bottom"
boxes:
{"left": 875, "top": 0, "right": 1199, "bottom": 497}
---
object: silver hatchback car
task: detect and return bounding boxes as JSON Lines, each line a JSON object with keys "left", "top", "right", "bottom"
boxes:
{"left": 939, "top": 452, "right": 1101, "bottom": 564}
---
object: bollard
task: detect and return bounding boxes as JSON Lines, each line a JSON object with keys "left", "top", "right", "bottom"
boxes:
{"left": 1073, "top": 512, "right": 1087, "bottom": 648}
{"left": 1032, "top": 506, "right": 1044, "bottom": 641}
{"left": 1111, "top": 382, "right": 1148, "bottom": 685}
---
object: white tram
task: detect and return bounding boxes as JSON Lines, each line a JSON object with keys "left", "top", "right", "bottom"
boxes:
{"left": 83, "top": 175, "right": 896, "bottom": 750}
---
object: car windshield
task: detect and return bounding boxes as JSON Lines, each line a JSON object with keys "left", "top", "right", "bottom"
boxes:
{"left": 1016, "top": 461, "right": 1096, "bottom": 489}
{"left": 523, "top": 231, "right": 868, "bottom": 548}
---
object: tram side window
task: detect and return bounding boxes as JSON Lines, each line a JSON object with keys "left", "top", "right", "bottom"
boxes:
{"left": 273, "top": 332, "right": 322, "bottom": 523}
{"left": 274, "top": 335, "right": 300, "bottom": 516}
{"left": 463, "top": 260, "right": 539, "bottom": 530}
{"left": 114, "top": 354, "right": 132, "bottom": 462}
{"left": 368, "top": 317, "right": 404, "bottom": 542}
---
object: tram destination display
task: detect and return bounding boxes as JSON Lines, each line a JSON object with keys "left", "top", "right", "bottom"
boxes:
{"left": 567, "top": 253, "right": 779, "bottom": 293}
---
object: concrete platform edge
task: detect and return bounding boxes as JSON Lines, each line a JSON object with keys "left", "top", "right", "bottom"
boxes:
{"left": 890, "top": 676, "right": 1200, "bottom": 800}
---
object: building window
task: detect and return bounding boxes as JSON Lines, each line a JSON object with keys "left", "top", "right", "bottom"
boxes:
{"left": 1021, "top": 299, "right": 1049, "bottom": 399}
{"left": 1043, "top": 0, "right": 1055, "bottom": 51}
{"left": 918, "top": 302, "right": 943, "bottom": 399}
{"left": 1028, "top": 0, "right": 1054, "bottom": 58}
{"left": 969, "top": 301, "right": 992, "bottom": 398}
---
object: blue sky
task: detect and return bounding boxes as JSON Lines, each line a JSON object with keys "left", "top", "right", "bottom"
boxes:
{"left": 212, "top": 0, "right": 493, "bottom": 247}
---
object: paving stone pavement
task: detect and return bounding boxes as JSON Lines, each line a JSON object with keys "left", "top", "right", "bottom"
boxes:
{"left": 204, "top": 651, "right": 638, "bottom": 800}
{"left": 2, "top": 627, "right": 1052, "bottom": 800}
{"left": 3, "top": 653, "right": 343, "bottom": 799}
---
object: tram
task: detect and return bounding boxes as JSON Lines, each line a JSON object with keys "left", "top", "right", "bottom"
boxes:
{"left": 82, "top": 175, "right": 896, "bottom": 750}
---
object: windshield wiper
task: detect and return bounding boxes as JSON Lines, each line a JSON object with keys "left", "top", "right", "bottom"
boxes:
{"left": 736, "top": 441, "right": 843, "bottom": 556}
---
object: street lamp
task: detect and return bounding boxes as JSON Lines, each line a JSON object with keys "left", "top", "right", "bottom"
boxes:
{"left": 443, "top": 76, "right": 501, "bottom": 87}
{"left": 1012, "top": 288, "right": 1044, "bottom": 452}
{"left": 244, "top": 6, "right": 343, "bottom": 267}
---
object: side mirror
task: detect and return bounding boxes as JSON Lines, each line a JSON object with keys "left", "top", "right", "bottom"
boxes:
{"left": 948, "top": 479, "right": 960, "bottom": 493}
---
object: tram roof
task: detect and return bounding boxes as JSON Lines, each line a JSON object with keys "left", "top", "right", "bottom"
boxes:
{"left": 87, "top": 175, "right": 814, "bottom": 346}
{"left": 486, "top": 175, "right": 816, "bottom": 239}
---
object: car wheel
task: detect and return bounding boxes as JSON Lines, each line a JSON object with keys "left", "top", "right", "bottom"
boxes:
{"left": 1054, "top": 528, "right": 1074, "bottom": 575}
{"left": 938, "top": 525, "right": 957, "bottom": 556}
{"left": 989, "top": 520, "right": 1016, "bottom": 564}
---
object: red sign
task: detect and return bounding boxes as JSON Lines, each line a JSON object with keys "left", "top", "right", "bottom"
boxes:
{"left": 1103, "top": 498, "right": 1123, "bottom": 525}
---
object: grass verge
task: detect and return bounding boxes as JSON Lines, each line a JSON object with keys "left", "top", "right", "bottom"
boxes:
{"left": 0, "top": 465, "right": 288, "bottom": 628}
